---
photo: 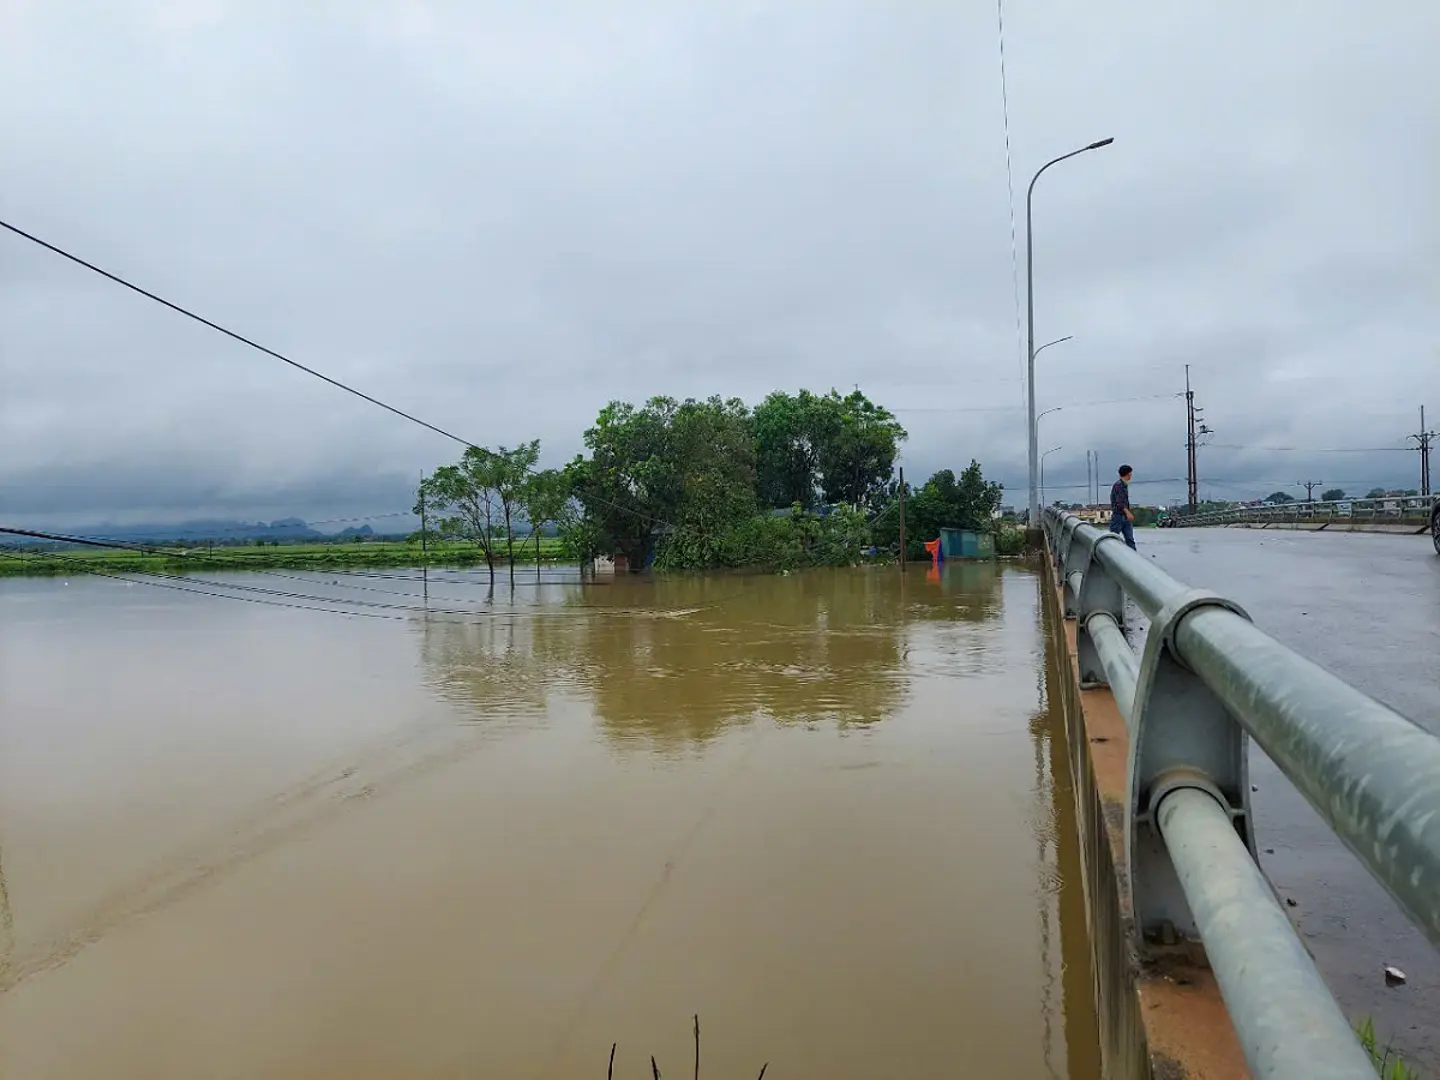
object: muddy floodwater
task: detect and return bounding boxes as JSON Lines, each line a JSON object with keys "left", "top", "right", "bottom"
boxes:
{"left": 0, "top": 563, "right": 1099, "bottom": 1079}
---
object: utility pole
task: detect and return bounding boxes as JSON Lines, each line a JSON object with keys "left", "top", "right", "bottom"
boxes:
{"left": 1300, "top": 480, "right": 1322, "bottom": 502}
{"left": 1184, "top": 366, "right": 1213, "bottom": 514}
{"left": 1085, "top": 451, "right": 1092, "bottom": 508}
{"left": 897, "top": 467, "right": 907, "bottom": 572}
{"left": 1185, "top": 366, "right": 1197, "bottom": 514}
{"left": 419, "top": 471, "right": 429, "bottom": 607}
{"left": 1407, "top": 405, "right": 1436, "bottom": 497}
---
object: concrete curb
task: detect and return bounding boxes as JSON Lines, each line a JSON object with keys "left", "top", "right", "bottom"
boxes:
{"left": 1041, "top": 557, "right": 1250, "bottom": 1079}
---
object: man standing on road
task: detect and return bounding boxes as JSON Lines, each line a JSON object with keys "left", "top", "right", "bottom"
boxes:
{"left": 1110, "top": 464, "right": 1137, "bottom": 549}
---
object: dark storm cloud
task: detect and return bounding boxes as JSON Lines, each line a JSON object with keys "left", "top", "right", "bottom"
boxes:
{"left": 2, "top": 0, "right": 1436, "bottom": 523}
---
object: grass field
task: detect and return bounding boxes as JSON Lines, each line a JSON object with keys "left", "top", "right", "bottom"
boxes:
{"left": 0, "top": 538, "right": 571, "bottom": 578}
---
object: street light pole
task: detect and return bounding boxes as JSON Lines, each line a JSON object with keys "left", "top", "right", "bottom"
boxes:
{"left": 1041, "top": 445, "right": 1064, "bottom": 509}
{"left": 1026, "top": 138, "right": 1114, "bottom": 524}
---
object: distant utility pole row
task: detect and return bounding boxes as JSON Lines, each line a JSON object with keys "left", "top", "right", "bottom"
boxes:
{"left": 1408, "top": 405, "right": 1436, "bottom": 497}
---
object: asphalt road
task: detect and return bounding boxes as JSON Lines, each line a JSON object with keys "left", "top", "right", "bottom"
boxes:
{"left": 1134, "top": 527, "right": 1440, "bottom": 1071}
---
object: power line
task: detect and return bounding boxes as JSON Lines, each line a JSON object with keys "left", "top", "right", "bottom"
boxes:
{"left": 894, "top": 392, "right": 1181, "bottom": 415}
{"left": 1, "top": 540, "right": 759, "bottom": 625}
{"left": 0, "top": 526, "right": 599, "bottom": 604}
{"left": 0, "top": 218, "right": 672, "bottom": 533}
{"left": 0, "top": 531, "right": 565, "bottom": 616}
{"left": 0, "top": 546, "right": 434, "bottom": 622}
{"left": 0, "top": 221, "right": 482, "bottom": 449}
{"left": 993, "top": 0, "right": 1027, "bottom": 410}
{"left": 1206, "top": 443, "right": 1409, "bottom": 454}
{"left": 0, "top": 545, "right": 660, "bottom": 627}
{"left": 0, "top": 539, "right": 647, "bottom": 621}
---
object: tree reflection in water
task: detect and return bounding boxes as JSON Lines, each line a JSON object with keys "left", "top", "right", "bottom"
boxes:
{"left": 416, "top": 563, "right": 1007, "bottom": 749}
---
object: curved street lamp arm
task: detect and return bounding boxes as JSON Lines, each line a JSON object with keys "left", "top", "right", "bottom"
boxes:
{"left": 1026, "top": 139, "right": 1114, "bottom": 202}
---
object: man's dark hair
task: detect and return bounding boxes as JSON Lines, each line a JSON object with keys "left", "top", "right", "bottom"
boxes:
{"left": 1118, "top": 464, "right": 1133, "bottom": 478}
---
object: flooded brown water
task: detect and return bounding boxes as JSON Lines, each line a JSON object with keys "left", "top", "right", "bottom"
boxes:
{"left": 0, "top": 563, "right": 1099, "bottom": 1078}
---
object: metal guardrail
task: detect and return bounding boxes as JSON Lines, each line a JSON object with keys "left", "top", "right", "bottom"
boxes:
{"left": 1174, "top": 494, "right": 1437, "bottom": 528}
{"left": 1043, "top": 507, "right": 1440, "bottom": 1080}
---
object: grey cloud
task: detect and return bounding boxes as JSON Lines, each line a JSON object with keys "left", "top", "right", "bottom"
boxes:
{"left": 2, "top": 0, "right": 1436, "bottom": 525}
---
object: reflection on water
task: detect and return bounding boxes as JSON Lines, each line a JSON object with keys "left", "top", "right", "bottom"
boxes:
{"left": 0, "top": 563, "right": 1098, "bottom": 1079}
{"left": 419, "top": 564, "right": 1005, "bottom": 744}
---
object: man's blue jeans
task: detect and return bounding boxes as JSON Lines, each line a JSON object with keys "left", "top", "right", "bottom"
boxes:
{"left": 1109, "top": 513, "right": 1136, "bottom": 550}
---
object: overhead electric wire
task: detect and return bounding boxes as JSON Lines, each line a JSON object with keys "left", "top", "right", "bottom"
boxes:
{"left": 0, "top": 527, "right": 617, "bottom": 616}
{"left": 0, "top": 542, "right": 746, "bottom": 625}
{"left": 893, "top": 392, "right": 1182, "bottom": 414}
{"left": 0, "top": 547, "right": 445, "bottom": 623}
{"left": 993, "top": 0, "right": 1028, "bottom": 409}
{"left": 1, "top": 527, "right": 763, "bottom": 621}
{"left": 1205, "top": 443, "right": 1410, "bottom": 454}
{"left": 0, "top": 218, "right": 673, "bottom": 533}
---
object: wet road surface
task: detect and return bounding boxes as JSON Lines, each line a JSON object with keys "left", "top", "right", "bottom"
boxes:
{"left": 0, "top": 564, "right": 1100, "bottom": 1079}
{"left": 1137, "top": 527, "right": 1440, "bottom": 1071}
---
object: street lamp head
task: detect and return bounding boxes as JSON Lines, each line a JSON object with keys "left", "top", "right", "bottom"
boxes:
{"left": 1087, "top": 137, "right": 1115, "bottom": 150}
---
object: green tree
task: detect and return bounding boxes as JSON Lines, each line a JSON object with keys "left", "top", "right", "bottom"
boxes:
{"left": 1322, "top": 488, "right": 1346, "bottom": 501}
{"left": 876, "top": 461, "right": 1003, "bottom": 559}
{"left": 812, "top": 390, "right": 908, "bottom": 508}
{"left": 571, "top": 396, "right": 756, "bottom": 570}
{"left": 519, "top": 467, "right": 569, "bottom": 567}
{"left": 554, "top": 474, "right": 605, "bottom": 567}
{"left": 1265, "top": 491, "right": 1296, "bottom": 504}
{"left": 753, "top": 389, "right": 824, "bottom": 508}
{"left": 417, "top": 442, "right": 538, "bottom": 584}
{"left": 1366, "top": 487, "right": 1387, "bottom": 499}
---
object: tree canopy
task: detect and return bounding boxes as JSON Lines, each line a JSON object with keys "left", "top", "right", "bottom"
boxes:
{"left": 416, "top": 388, "right": 1011, "bottom": 574}
{"left": 753, "top": 389, "right": 907, "bottom": 510}
{"left": 1322, "top": 488, "right": 1346, "bottom": 501}
{"left": 569, "top": 395, "right": 756, "bottom": 569}
{"left": 876, "top": 461, "right": 1004, "bottom": 559}
{"left": 417, "top": 440, "right": 540, "bottom": 583}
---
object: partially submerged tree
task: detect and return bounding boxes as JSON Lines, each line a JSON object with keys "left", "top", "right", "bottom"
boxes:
{"left": 813, "top": 390, "right": 907, "bottom": 509}
{"left": 570, "top": 396, "right": 756, "bottom": 569}
{"left": 753, "top": 389, "right": 825, "bottom": 509}
{"left": 416, "top": 441, "right": 540, "bottom": 584}
{"left": 519, "top": 467, "right": 569, "bottom": 568}
{"left": 876, "top": 460, "right": 1004, "bottom": 559}
{"left": 753, "top": 388, "right": 907, "bottom": 511}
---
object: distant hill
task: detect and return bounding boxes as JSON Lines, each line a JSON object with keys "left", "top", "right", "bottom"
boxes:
{"left": 58, "top": 517, "right": 328, "bottom": 544}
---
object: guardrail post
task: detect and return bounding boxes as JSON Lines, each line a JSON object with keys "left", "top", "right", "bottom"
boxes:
{"left": 1076, "top": 534, "right": 1125, "bottom": 688}
{"left": 1060, "top": 520, "right": 1088, "bottom": 620}
{"left": 1127, "top": 589, "right": 1257, "bottom": 945}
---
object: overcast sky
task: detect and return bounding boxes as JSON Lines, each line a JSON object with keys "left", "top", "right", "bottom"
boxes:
{"left": 2, "top": 0, "right": 1436, "bottom": 526}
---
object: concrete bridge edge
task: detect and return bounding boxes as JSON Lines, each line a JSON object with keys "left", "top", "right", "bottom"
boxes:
{"left": 1040, "top": 556, "right": 1250, "bottom": 1080}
